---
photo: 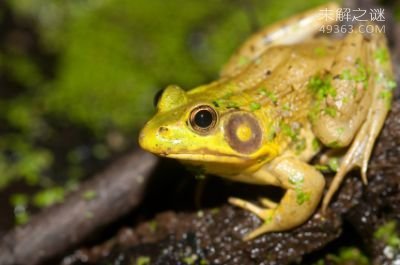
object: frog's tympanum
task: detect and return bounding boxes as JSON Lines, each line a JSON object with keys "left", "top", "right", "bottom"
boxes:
{"left": 139, "top": 3, "right": 396, "bottom": 240}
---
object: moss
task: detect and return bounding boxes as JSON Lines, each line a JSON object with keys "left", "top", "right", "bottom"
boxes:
{"left": 396, "top": 5, "right": 400, "bottom": 22}
{"left": 326, "top": 247, "right": 369, "bottom": 265}
{"left": 33, "top": 187, "right": 65, "bottom": 208}
{"left": 135, "top": 256, "right": 151, "bottom": 265}
{"left": 82, "top": 190, "right": 97, "bottom": 201}
{"left": 148, "top": 220, "right": 158, "bottom": 233}
{"left": 10, "top": 193, "right": 30, "bottom": 225}
{"left": 374, "top": 220, "right": 400, "bottom": 248}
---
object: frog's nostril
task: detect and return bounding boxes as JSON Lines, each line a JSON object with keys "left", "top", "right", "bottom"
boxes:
{"left": 158, "top": 126, "right": 170, "bottom": 138}
{"left": 158, "top": 126, "right": 169, "bottom": 133}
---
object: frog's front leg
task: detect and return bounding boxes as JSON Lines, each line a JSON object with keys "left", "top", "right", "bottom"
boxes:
{"left": 229, "top": 156, "right": 325, "bottom": 240}
{"left": 221, "top": 2, "right": 340, "bottom": 77}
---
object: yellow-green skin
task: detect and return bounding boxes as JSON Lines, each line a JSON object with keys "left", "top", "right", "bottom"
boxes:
{"left": 139, "top": 2, "right": 395, "bottom": 240}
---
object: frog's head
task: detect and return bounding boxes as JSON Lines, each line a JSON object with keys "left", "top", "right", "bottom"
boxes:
{"left": 139, "top": 85, "right": 279, "bottom": 174}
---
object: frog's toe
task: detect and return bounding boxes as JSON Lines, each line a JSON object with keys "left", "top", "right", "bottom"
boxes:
{"left": 258, "top": 197, "right": 278, "bottom": 209}
{"left": 228, "top": 197, "right": 273, "bottom": 220}
{"left": 243, "top": 219, "right": 277, "bottom": 241}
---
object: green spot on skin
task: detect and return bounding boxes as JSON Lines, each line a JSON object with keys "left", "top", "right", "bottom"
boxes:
{"left": 295, "top": 138, "right": 306, "bottom": 154}
{"left": 212, "top": 97, "right": 240, "bottom": 109}
{"left": 263, "top": 215, "right": 273, "bottom": 225}
{"left": 289, "top": 174, "right": 304, "bottom": 185}
{"left": 259, "top": 88, "right": 278, "bottom": 104}
{"left": 296, "top": 191, "right": 311, "bottom": 205}
{"left": 222, "top": 91, "right": 233, "bottom": 99}
{"left": 212, "top": 99, "right": 222, "bottom": 107}
{"left": 308, "top": 75, "right": 337, "bottom": 100}
{"left": 340, "top": 69, "right": 353, "bottom": 80}
{"left": 289, "top": 174, "right": 311, "bottom": 205}
{"left": 314, "top": 164, "right": 330, "bottom": 172}
{"left": 238, "top": 56, "right": 250, "bottom": 66}
{"left": 314, "top": 47, "right": 326, "bottom": 57}
{"left": 282, "top": 103, "right": 291, "bottom": 111}
{"left": 379, "top": 90, "right": 392, "bottom": 109}
{"left": 355, "top": 59, "right": 369, "bottom": 83}
{"left": 249, "top": 102, "right": 261, "bottom": 111}
{"left": 328, "top": 158, "right": 340, "bottom": 172}
{"left": 386, "top": 79, "right": 397, "bottom": 90}
{"left": 280, "top": 122, "right": 297, "bottom": 140}
{"left": 352, "top": 87, "right": 357, "bottom": 97}
{"left": 327, "top": 140, "right": 341, "bottom": 148}
{"left": 374, "top": 47, "right": 389, "bottom": 64}
{"left": 312, "top": 138, "right": 321, "bottom": 152}
{"left": 308, "top": 104, "right": 321, "bottom": 123}
{"left": 227, "top": 101, "right": 239, "bottom": 109}
{"left": 266, "top": 125, "right": 277, "bottom": 141}
{"left": 340, "top": 60, "right": 369, "bottom": 88}
{"left": 324, "top": 106, "right": 336, "bottom": 117}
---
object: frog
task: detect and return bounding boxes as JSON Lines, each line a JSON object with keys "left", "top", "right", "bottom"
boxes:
{"left": 139, "top": 2, "right": 396, "bottom": 240}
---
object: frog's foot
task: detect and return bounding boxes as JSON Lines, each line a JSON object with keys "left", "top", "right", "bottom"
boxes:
{"left": 258, "top": 197, "right": 278, "bottom": 209}
{"left": 321, "top": 117, "right": 378, "bottom": 211}
{"left": 318, "top": 30, "right": 394, "bottom": 211}
{"left": 318, "top": 149, "right": 345, "bottom": 165}
{"left": 228, "top": 197, "right": 277, "bottom": 240}
{"left": 228, "top": 197, "right": 274, "bottom": 220}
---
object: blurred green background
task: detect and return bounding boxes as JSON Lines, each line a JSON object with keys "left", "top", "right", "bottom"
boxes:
{"left": 1, "top": 0, "right": 399, "bottom": 229}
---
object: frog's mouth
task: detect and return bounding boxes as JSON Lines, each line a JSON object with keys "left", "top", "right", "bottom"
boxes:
{"left": 161, "top": 152, "right": 250, "bottom": 164}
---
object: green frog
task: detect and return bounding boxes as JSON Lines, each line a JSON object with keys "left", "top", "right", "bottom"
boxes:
{"left": 139, "top": 2, "right": 395, "bottom": 240}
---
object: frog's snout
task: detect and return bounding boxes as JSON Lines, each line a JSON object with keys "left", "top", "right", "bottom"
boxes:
{"left": 139, "top": 125, "right": 155, "bottom": 153}
{"left": 138, "top": 123, "right": 173, "bottom": 155}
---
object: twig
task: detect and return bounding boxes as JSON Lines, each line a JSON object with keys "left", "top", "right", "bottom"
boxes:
{"left": 0, "top": 149, "right": 158, "bottom": 265}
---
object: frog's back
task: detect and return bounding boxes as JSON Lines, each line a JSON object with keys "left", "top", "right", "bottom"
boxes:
{"left": 221, "top": 39, "right": 340, "bottom": 123}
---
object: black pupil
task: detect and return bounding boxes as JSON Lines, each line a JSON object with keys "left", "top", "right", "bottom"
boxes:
{"left": 194, "top": 110, "right": 213, "bottom": 128}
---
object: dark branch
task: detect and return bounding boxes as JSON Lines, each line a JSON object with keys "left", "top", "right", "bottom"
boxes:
{"left": 0, "top": 150, "right": 158, "bottom": 265}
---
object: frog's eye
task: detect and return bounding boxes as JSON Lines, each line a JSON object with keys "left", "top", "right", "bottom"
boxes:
{"left": 189, "top": 105, "right": 218, "bottom": 134}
